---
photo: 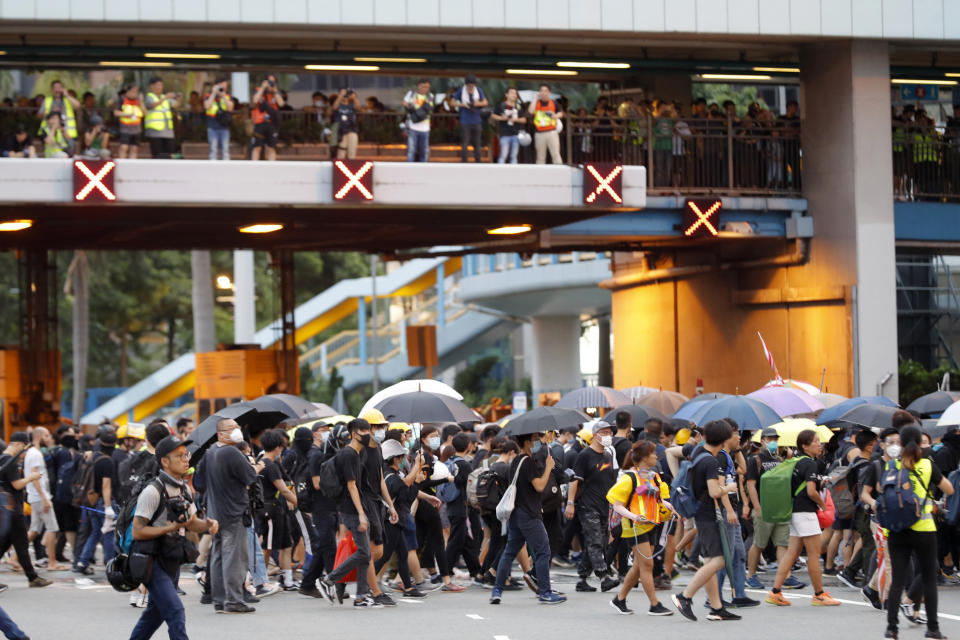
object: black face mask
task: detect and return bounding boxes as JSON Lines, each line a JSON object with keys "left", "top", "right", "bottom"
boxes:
{"left": 60, "top": 435, "right": 77, "bottom": 449}
{"left": 358, "top": 434, "right": 371, "bottom": 446}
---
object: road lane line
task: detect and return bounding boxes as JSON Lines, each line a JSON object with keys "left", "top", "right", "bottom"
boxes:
{"left": 466, "top": 614, "right": 484, "bottom": 620}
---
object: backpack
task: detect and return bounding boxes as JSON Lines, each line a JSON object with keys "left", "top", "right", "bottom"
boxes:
{"left": 474, "top": 467, "right": 505, "bottom": 514}
{"left": 466, "top": 459, "right": 491, "bottom": 510}
{"left": 53, "top": 449, "right": 81, "bottom": 504}
{"left": 669, "top": 459, "right": 699, "bottom": 519}
{"left": 945, "top": 468, "right": 960, "bottom": 526}
{"left": 824, "top": 464, "right": 856, "bottom": 519}
{"left": 291, "top": 452, "right": 314, "bottom": 507}
{"left": 875, "top": 460, "right": 930, "bottom": 533}
{"left": 436, "top": 458, "right": 461, "bottom": 503}
{"left": 317, "top": 457, "right": 343, "bottom": 502}
{"left": 115, "top": 478, "right": 166, "bottom": 556}
{"left": 117, "top": 450, "right": 158, "bottom": 507}
{"left": 758, "top": 455, "right": 810, "bottom": 523}
{"left": 72, "top": 452, "right": 108, "bottom": 507}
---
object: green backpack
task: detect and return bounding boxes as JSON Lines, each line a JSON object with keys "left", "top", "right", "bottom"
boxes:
{"left": 758, "top": 455, "right": 809, "bottom": 523}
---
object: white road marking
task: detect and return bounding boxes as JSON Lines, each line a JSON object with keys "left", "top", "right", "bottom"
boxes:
{"left": 397, "top": 598, "right": 424, "bottom": 604}
{"left": 494, "top": 635, "right": 511, "bottom": 640}
{"left": 466, "top": 614, "right": 484, "bottom": 620}
{"left": 745, "top": 588, "right": 960, "bottom": 622}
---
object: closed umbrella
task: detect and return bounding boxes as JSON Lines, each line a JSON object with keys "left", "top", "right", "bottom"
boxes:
{"left": 500, "top": 406, "right": 588, "bottom": 436}
{"left": 817, "top": 396, "right": 899, "bottom": 425}
{"left": 360, "top": 379, "right": 463, "bottom": 416}
{"left": 375, "top": 390, "right": 480, "bottom": 424}
{"left": 715, "top": 500, "right": 736, "bottom": 587}
{"left": 686, "top": 396, "right": 780, "bottom": 431}
{"left": 634, "top": 390, "right": 689, "bottom": 414}
{"left": 749, "top": 418, "right": 834, "bottom": 447}
{"left": 601, "top": 405, "right": 668, "bottom": 428}
{"left": 555, "top": 386, "right": 631, "bottom": 410}
{"left": 906, "top": 391, "right": 960, "bottom": 418}
{"left": 746, "top": 386, "right": 825, "bottom": 417}
{"left": 187, "top": 402, "right": 258, "bottom": 465}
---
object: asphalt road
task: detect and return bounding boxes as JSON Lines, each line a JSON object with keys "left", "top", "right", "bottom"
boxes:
{"left": 4, "top": 563, "right": 960, "bottom": 639}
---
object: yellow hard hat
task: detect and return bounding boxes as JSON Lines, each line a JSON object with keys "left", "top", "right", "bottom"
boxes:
{"left": 360, "top": 408, "right": 388, "bottom": 426}
{"left": 675, "top": 428, "right": 691, "bottom": 445}
{"left": 116, "top": 425, "right": 127, "bottom": 439}
{"left": 126, "top": 423, "right": 146, "bottom": 440}
{"left": 577, "top": 428, "right": 593, "bottom": 445}
{"left": 388, "top": 422, "right": 411, "bottom": 432}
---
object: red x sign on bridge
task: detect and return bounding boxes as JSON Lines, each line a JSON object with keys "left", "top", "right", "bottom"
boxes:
{"left": 583, "top": 163, "right": 623, "bottom": 205}
{"left": 333, "top": 160, "right": 374, "bottom": 202}
{"left": 73, "top": 159, "right": 117, "bottom": 202}
{"left": 683, "top": 199, "right": 722, "bottom": 238}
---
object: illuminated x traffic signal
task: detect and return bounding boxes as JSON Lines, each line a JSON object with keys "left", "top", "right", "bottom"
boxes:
{"left": 73, "top": 160, "right": 116, "bottom": 202}
{"left": 583, "top": 164, "right": 623, "bottom": 205}
{"left": 333, "top": 160, "right": 374, "bottom": 202}
{"left": 683, "top": 199, "right": 721, "bottom": 237}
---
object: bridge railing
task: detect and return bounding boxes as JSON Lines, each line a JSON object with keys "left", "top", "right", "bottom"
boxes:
{"left": 893, "top": 125, "right": 960, "bottom": 201}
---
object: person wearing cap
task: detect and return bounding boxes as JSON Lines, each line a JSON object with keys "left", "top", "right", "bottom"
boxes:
{"left": 128, "top": 435, "right": 217, "bottom": 640}
{"left": 75, "top": 427, "right": 120, "bottom": 575}
{"left": 42, "top": 112, "right": 72, "bottom": 158}
{"left": 745, "top": 426, "right": 802, "bottom": 590}
{"left": 358, "top": 412, "right": 401, "bottom": 606}
{"left": 0, "top": 432, "right": 52, "bottom": 588}
{"left": 24, "top": 427, "right": 66, "bottom": 572}
{"left": 1, "top": 123, "right": 36, "bottom": 158}
{"left": 567, "top": 420, "right": 619, "bottom": 593}
{"left": 452, "top": 73, "right": 488, "bottom": 163}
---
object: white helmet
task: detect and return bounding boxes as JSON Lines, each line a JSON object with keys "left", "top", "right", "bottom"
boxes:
{"left": 430, "top": 460, "right": 451, "bottom": 481}
{"left": 517, "top": 130, "right": 532, "bottom": 147}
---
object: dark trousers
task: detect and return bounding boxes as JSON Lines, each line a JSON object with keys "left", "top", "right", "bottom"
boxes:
{"left": 481, "top": 512, "right": 505, "bottom": 575}
{"left": 887, "top": 529, "right": 940, "bottom": 633}
{"left": 937, "top": 519, "right": 960, "bottom": 570}
{"left": 129, "top": 565, "right": 186, "bottom": 640}
{"left": 327, "top": 512, "right": 371, "bottom": 595}
{"left": 559, "top": 511, "right": 582, "bottom": 557}
{"left": 605, "top": 523, "right": 631, "bottom": 577}
{"left": 374, "top": 521, "right": 413, "bottom": 589}
{"left": 460, "top": 123, "right": 482, "bottom": 162}
{"left": 0, "top": 515, "right": 37, "bottom": 581}
{"left": 415, "top": 500, "right": 449, "bottom": 577}
{"left": 846, "top": 508, "right": 875, "bottom": 577}
{"left": 148, "top": 137, "right": 175, "bottom": 159}
{"left": 542, "top": 509, "right": 562, "bottom": 557}
{"left": 301, "top": 508, "right": 338, "bottom": 589}
{"left": 494, "top": 509, "right": 551, "bottom": 595}
{"left": 578, "top": 507, "right": 608, "bottom": 579}
{"left": 445, "top": 513, "right": 481, "bottom": 577}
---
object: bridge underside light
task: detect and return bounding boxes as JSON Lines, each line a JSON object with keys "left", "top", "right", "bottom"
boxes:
{"left": 239, "top": 223, "right": 283, "bottom": 234}
{"left": 487, "top": 224, "right": 532, "bottom": 235}
{"left": 0, "top": 220, "right": 33, "bottom": 232}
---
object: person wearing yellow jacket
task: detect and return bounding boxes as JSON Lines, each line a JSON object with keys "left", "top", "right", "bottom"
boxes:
{"left": 144, "top": 76, "right": 182, "bottom": 159}
{"left": 113, "top": 85, "right": 144, "bottom": 159}
{"left": 37, "top": 79, "right": 80, "bottom": 140}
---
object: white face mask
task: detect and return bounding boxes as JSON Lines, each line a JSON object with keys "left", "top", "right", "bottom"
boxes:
{"left": 229, "top": 428, "right": 243, "bottom": 444}
{"left": 427, "top": 436, "right": 440, "bottom": 451}
{"left": 320, "top": 430, "right": 330, "bottom": 444}
{"left": 886, "top": 444, "right": 902, "bottom": 459}
{"left": 373, "top": 429, "right": 386, "bottom": 443}
{"left": 599, "top": 435, "right": 613, "bottom": 448}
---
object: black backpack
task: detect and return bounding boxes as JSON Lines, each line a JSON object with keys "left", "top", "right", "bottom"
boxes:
{"left": 290, "top": 451, "right": 314, "bottom": 508}
{"left": 54, "top": 449, "right": 81, "bottom": 504}
{"left": 475, "top": 468, "right": 505, "bottom": 515}
{"left": 117, "top": 450, "right": 159, "bottom": 507}
{"left": 72, "top": 452, "right": 108, "bottom": 507}
{"left": 317, "top": 457, "right": 343, "bottom": 501}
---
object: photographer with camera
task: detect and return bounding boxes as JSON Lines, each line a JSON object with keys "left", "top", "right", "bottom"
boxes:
{"left": 203, "top": 78, "right": 234, "bottom": 161}
{"left": 128, "top": 435, "right": 217, "bottom": 640}
{"left": 144, "top": 76, "right": 182, "bottom": 159}
{"left": 452, "top": 74, "right": 488, "bottom": 163}
{"left": 403, "top": 79, "right": 434, "bottom": 163}
{"left": 332, "top": 88, "right": 359, "bottom": 159}
{"left": 250, "top": 74, "right": 284, "bottom": 162}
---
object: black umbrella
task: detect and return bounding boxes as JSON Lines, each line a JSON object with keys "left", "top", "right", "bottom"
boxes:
{"left": 187, "top": 402, "right": 258, "bottom": 466}
{"left": 501, "top": 406, "right": 589, "bottom": 437}
{"left": 833, "top": 403, "right": 900, "bottom": 429}
{"left": 906, "top": 391, "right": 960, "bottom": 418}
{"left": 555, "top": 386, "right": 631, "bottom": 410}
{"left": 375, "top": 390, "right": 480, "bottom": 424}
{"left": 277, "top": 402, "right": 338, "bottom": 428}
{"left": 601, "top": 404, "right": 668, "bottom": 428}
{"left": 248, "top": 393, "right": 323, "bottom": 421}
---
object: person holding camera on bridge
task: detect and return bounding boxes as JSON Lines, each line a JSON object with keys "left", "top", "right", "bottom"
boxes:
{"left": 203, "top": 77, "right": 234, "bottom": 161}
{"left": 250, "top": 74, "right": 284, "bottom": 162}
{"left": 128, "top": 435, "right": 217, "bottom": 640}
{"left": 144, "top": 76, "right": 181, "bottom": 160}
{"left": 332, "top": 88, "right": 359, "bottom": 159}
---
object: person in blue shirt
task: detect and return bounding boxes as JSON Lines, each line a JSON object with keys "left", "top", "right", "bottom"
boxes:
{"left": 452, "top": 74, "right": 488, "bottom": 163}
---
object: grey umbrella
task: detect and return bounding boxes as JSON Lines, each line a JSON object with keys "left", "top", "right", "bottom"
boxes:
{"left": 375, "top": 390, "right": 480, "bottom": 424}
{"left": 555, "top": 386, "right": 631, "bottom": 410}
{"left": 501, "top": 406, "right": 589, "bottom": 437}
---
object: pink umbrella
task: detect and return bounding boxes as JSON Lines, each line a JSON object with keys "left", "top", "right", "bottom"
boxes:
{"left": 746, "top": 386, "right": 825, "bottom": 418}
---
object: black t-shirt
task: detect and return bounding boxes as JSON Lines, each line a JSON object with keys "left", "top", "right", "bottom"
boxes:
{"left": 2, "top": 133, "right": 32, "bottom": 153}
{"left": 112, "top": 448, "right": 130, "bottom": 469}
{"left": 335, "top": 103, "right": 358, "bottom": 134}
{"left": 791, "top": 457, "right": 821, "bottom": 513}
{"left": 308, "top": 446, "right": 336, "bottom": 512}
{"left": 510, "top": 454, "right": 543, "bottom": 520}
{"left": 0, "top": 453, "right": 24, "bottom": 512}
{"left": 573, "top": 447, "right": 616, "bottom": 516}
{"left": 94, "top": 452, "right": 117, "bottom": 500}
{"left": 690, "top": 447, "right": 720, "bottom": 519}
{"left": 717, "top": 450, "right": 741, "bottom": 511}
{"left": 612, "top": 437, "right": 632, "bottom": 468}
{"left": 859, "top": 459, "right": 882, "bottom": 501}
{"left": 746, "top": 449, "right": 782, "bottom": 486}
{"left": 384, "top": 466, "right": 417, "bottom": 517}
{"left": 335, "top": 446, "right": 363, "bottom": 514}
{"left": 447, "top": 457, "right": 472, "bottom": 518}
{"left": 259, "top": 457, "right": 286, "bottom": 511}
{"left": 361, "top": 446, "right": 383, "bottom": 502}
{"left": 494, "top": 101, "right": 523, "bottom": 137}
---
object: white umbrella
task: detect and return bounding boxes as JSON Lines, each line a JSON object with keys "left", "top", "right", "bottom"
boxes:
{"left": 815, "top": 393, "right": 848, "bottom": 409}
{"left": 763, "top": 379, "right": 821, "bottom": 395}
{"left": 360, "top": 379, "right": 463, "bottom": 416}
{"left": 619, "top": 386, "right": 658, "bottom": 402}
{"left": 937, "top": 400, "right": 960, "bottom": 426}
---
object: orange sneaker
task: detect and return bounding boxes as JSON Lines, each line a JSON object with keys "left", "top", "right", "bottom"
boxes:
{"left": 812, "top": 591, "right": 841, "bottom": 606}
{"left": 765, "top": 590, "right": 791, "bottom": 606}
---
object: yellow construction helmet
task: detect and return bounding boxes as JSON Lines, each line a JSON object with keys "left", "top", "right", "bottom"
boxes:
{"left": 675, "top": 428, "right": 691, "bottom": 445}
{"left": 116, "top": 425, "right": 127, "bottom": 439}
{"left": 359, "top": 408, "right": 388, "bottom": 426}
{"left": 126, "top": 423, "right": 146, "bottom": 440}
{"left": 388, "top": 422, "right": 411, "bottom": 432}
{"left": 577, "top": 428, "right": 593, "bottom": 445}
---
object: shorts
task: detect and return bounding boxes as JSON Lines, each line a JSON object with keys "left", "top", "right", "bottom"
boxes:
{"left": 252, "top": 123, "right": 278, "bottom": 148}
{"left": 789, "top": 511, "right": 821, "bottom": 538}
{"left": 118, "top": 133, "right": 140, "bottom": 146}
{"left": 364, "top": 500, "right": 385, "bottom": 546}
{"left": 752, "top": 513, "right": 790, "bottom": 548}
{"left": 53, "top": 501, "right": 79, "bottom": 532}
{"left": 832, "top": 516, "right": 853, "bottom": 531}
{"left": 627, "top": 529, "right": 656, "bottom": 546}
{"left": 258, "top": 508, "right": 292, "bottom": 550}
{"left": 28, "top": 500, "right": 59, "bottom": 534}
{"left": 694, "top": 515, "right": 723, "bottom": 558}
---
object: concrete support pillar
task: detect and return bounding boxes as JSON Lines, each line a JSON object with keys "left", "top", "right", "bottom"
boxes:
{"left": 598, "top": 316, "right": 612, "bottom": 388}
{"left": 800, "top": 40, "right": 898, "bottom": 399}
{"left": 530, "top": 316, "right": 582, "bottom": 406}
{"left": 233, "top": 249, "right": 255, "bottom": 344}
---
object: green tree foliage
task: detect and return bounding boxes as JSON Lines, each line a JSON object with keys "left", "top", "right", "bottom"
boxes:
{"left": 898, "top": 359, "right": 960, "bottom": 408}
{"left": 691, "top": 84, "right": 768, "bottom": 116}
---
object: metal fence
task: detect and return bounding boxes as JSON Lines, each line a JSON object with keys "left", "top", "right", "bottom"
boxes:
{"left": 893, "top": 125, "right": 960, "bottom": 201}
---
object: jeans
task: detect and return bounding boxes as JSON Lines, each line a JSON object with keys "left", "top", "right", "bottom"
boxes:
{"left": 494, "top": 509, "right": 551, "bottom": 595}
{"left": 79, "top": 500, "right": 115, "bottom": 568}
{"left": 406, "top": 130, "right": 429, "bottom": 162}
{"left": 460, "top": 123, "right": 482, "bottom": 162}
{"left": 207, "top": 127, "right": 230, "bottom": 160}
{"left": 717, "top": 518, "right": 747, "bottom": 598}
{"left": 246, "top": 524, "right": 266, "bottom": 588}
{"left": 498, "top": 136, "right": 519, "bottom": 164}
{"left": 129, "top": 565, "right": 186, "bottom": 640}
{"left": 301, "top": 508, "right": 338, "bottom": 589}
{"left": 326, "top": 511, "right": 371, "bottom": 595}
{"left": 887, "top": 529, "right": 940, "bottom": 632}
{"left": 210, "top": 519, "right": 248, "bottom": 606}
{"left": 578, "top": 507, "right": 608, "bottom": 579}
{"left": 0, "top": 603, "right": 25, "bottom": 640}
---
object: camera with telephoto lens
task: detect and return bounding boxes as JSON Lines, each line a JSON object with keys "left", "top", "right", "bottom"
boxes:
{"left": 167, "top": 494, "right": 191, "bottom": 523}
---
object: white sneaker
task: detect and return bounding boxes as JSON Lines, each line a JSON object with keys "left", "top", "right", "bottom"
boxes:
{"left": 129, "top": 592, "right": 141, "bottom": 607}
{"left": 136, "top": 593, "right": 149, "bottom": 608}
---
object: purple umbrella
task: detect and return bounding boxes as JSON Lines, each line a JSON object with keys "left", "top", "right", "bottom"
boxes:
{"left": 746, "top": 386, "right": 825, "bottom": 418}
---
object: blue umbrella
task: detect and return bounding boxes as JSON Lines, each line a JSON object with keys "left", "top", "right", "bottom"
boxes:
{"left": 673, "top": 393, "right": 731, "bottom": 420}
{"left": 685, "top": 395, "right": 781, "bottom": 431}
{"left": 817, "top": 395, "right": 899, "bottom": 425}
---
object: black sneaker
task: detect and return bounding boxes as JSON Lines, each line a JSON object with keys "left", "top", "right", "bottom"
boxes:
{"left": 222, "top": 603, "right": 255, "bottom": 614}
{"left": 836, "top": 570, "right": 859, "bottom": 589}
{"left": 884, "top": 628, "right": 898, "bottom": 640}
{"left": 610, "top": 597, "right": 633, "bottom": 615}
{"left": 861, "top": 586, "right": 882, "bottom": 610}
{"left": 214, "top": 604, "right": 224, "bottom": 613}
{"left": 402, "top": 588, "right": 426, "bottom": 599}
{"left": 822, "top": 568, "right": 838, "bottom": 576}
{"left": 317, "top": 578, "right": 336, "bottom": 605}
{"left": 924, "top": 631, "right": 947, "bottom": 639}
{"left": 502, "top": 578, "right": 523, "bottom": 591}
{"left": 672, "top": 593, "right": 697, "bottom": 621}
{"left": 298, "top": 585, "right": 323, "bottom": 598}
{"left": 0, "top": 584, "right": 10, "bottom": 594}
{"left": 353, "top": 594, "right": 382, "bottom": 608}
{"left": 243, "top": 592, "right": 260, "bottom": 604}
{"left": 373, "top": 593, "right": 397, "bottom": 607}
{"left": 200, "top": 593, "right": 213, "bottom": 605}
{"left": 575, "top": 580, "right": 597, "bottom": 593}
{"left": 731, "top": 596, "right": 760, "bottom": 608}
{"left": 523, "top": 571, "right": 539, "bottom": 593}
{"left": 648, "top": 602, "right": 674, "bottom": 616}
{"left": 600, "top": 575, "right": 621, "bottom": 592}
{"left": 335, "top": 583, "right": 346, "bottom": 604}
{"left": 707, "top": 607, "right": 741, "bottom": 621}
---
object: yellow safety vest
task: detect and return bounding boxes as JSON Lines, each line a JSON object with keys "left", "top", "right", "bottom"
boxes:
{"left": 533, "top": 100, "right": 558, "bottom": 132}
{"left": 892, "top": 126, "right": 906, "bottom": 152}
{"left": 913, "top": 132, "right": 937, "bottom": 163}
{"left": 40, "top": 96, "right": 77, "bottom": 139}
{"left": 205, "top": 96, "right": 229, "bottom": 118}
{"left": 119, "top": 99, "right": 143, "bottom": 127}
{"left": 43, "top": 128, "right": 68, "bottom": 157}
{"left": 896, "top": 458, "right": 936, "bottom": 533}
{"left": 145, "top": 92, "right": 174, "bottom": 132}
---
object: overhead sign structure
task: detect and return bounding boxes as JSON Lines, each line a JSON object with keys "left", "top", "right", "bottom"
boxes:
{"left": 333, "top": 160, "right": 374, "bottom": 202}
{"left": 73, "top": 160, "right": 116, "bottom": 202}
{"left": 583, "top": 163, "right": 623, "bottom": 205}
{"left": 683, "top": 199, "right": 722, "bottom": 237}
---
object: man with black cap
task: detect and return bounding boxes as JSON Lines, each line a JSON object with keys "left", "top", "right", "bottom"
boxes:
{"left": 452, "top": 74, "right": 488, "bottom": 163}
{"left": 1, "top": 124, "right": 36, "bottom": 158}
{"left": 128, "top": 435, "right": 218, "bottom": 640}
{"left": 0, "top": 432, "right": 51, "bottom": 588}
{"left": 75, "top": 427, "right": 119, "bottom": 575}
